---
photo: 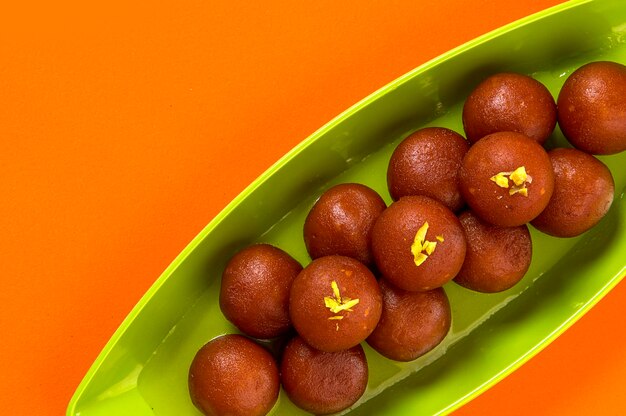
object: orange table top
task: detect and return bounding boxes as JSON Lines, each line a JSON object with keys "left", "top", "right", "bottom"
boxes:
{"left": 3, "top": 0, "right": 625, "bottom": 414}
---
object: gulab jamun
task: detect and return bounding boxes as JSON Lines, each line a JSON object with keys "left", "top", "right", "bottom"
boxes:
{"left": 387, "top": 127, "right": 469, "bottom": 212}
{"left": 557, "top": 61, "right": 626, "bottom": 155}
{"left": 280, "top": 336, "right": 368, "bottom": 415}
{"left": 366, "top": 279, "right": 451, "bottom": 361}
{"left": 289, "top": 255, "right": 382, "bottom": 352}
{"left": 220, "top": 244, "right": 302, "bottom": 339}
{"left": 531, "top": 148, "right": 615, "bottom": 237}
{"left": 303, "top": 183, "right": 386, "bottom": 266}
{"left": 455, "top": 210, "right": 532, "bottom": 293}
{"left": 371, "top": 196, "right": 466, "bottom": 292}
{"left": 188, "top": 334, "right": 280, "bottom": 416}
{"left": 458, "top": 131, "right": 554, "bottom": 227}
{"left": 462, "top": 72, "right": 557, "bottom": 144}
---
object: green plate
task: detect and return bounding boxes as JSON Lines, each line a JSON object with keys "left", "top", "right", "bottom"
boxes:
{"left": 67, "top": 0, "right": 626, "bottom": 414}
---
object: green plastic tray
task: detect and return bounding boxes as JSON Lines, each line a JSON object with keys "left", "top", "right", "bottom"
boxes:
{"left": 68, "top": 0, "right": 626, "bottom": 414}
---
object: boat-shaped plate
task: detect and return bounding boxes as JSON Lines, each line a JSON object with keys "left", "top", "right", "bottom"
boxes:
{"left": 68, "top": 1, "right": 626, "bottom": 414}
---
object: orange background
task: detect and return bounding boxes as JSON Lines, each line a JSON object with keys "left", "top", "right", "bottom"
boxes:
{"left": 2, "top": 0, "right": 626, "bottom": 415}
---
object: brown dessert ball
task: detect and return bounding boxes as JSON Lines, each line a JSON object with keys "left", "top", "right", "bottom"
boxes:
{"left": 459, "top": 131, "right": 554, "bottom": 227}
{"left": 289, "top": 255, "right": 382, "bottom": 352}
{"left": 304, "top": 183, "right": 386, "bottom": 266}
{"left": 366, "top": 279, "right": 451, "bottom": 361}
{"left": 462, "top": 72, "right": 557, "bottom": 144}
{"left": 281, "top": 336, "right": 368, "bottom": 415}
{"left": 531, "top": 148, "right": 615, "bottom": 237}
{"left": 220, "top": 244, "right": 302, "bottom": 339}
{"left": 188, "top": 334, "right": 279, "bottom": 416}
{"left": 455, "top": 210, "right": 532, "bottom": 293}
{"left": 557, "top": 61, "right": 626, "bottom": 155}
{"left": 387, "top": 127, "right": 469, "bottom": 212}
{"left": 371, "top": 196, "right": 466, "bottom": 292}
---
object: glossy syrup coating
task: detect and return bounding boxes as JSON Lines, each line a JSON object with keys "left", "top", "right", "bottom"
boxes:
{"left": 303, "top": 183, "right": 386, "bottom": 266}
{"left": 462, "top": 72, "right": 557, "bottom": 144}
{"left": 455, "top": 210, "right": 532, "bottom": 293}
{"left": 188, "top": 334, "right": 280, "bottom": 416}
{"left": 531, "top": 148, "right": 615, "bottom": 237}
{"left": 371, "top": 196, "right": 466, "bottom": 292}
{"left": 458, "top": 131, "right": 554, "bottom": 227}
{"left": 366, "top": 279, "right": 451, "bottom": 361}
{"left": 280, "top": 336, "right": 368, "bottom": 415}
{"left": 387, "top": 127, "right": 469, "bottom": 212}
{"left": 557, "top": 61, "right": 626, "bottom": 155}
{"left": 220, "top": 244, "right": 302, "bottom": 339}
{"left": 289, "top": 255, "right": 382, "bottom": 352}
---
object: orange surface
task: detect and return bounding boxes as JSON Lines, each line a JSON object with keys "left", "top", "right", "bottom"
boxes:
{"left": 2, "top": 0, "right": 625, "bottom": 415}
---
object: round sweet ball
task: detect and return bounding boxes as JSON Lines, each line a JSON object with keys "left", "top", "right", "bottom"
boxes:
{"left": 304, "top": 183, "right": 386, "bottom": 266}
{"left": 220, "top": 244, "right": 302, "bottom": 339}
{"left": 462, "top": 72, "right": 556, "bottom": 144}
{"left": 387, "top": 127, "right": 469, "bottom": 212}
{"left": 458, "top": 131, "right": 554, "bottom": 227}
{"left": 371, "top": 196, "right": 466, "bottom": 292}
{"left": 188, "top": 334, "right": 279, "bottom": 416}
{"left": 289, "top": 255, "right": 382, "bottom": 352}
{"left": 531, "top": 148, "right": 614, "bottom": 237}
{"left": 366, "top": 279, "right": 451, "bottom": 361}
{"left": 281, "top": 336, "right": 368, "bottom": 415}
{"left": 557, "top": 61, "right": 626, "bottom": 155}
{"left": 455, "top": 210, "right": 532, "bottom": 293}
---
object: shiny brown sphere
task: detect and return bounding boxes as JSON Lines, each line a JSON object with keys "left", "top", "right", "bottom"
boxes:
{"left": 455, "top": 210, "right": 532, "bottom": 293}
{"left": 462, "top": 72, "right": 557, "bottom": 144}
{"left": 280, "top": 336, "right": 368, "bottom": 415}
{"left": 387, "top": 127, "right": 469, "bottom": 212}
{"left": 366, "top": 279, "right": 451, "bottom": 361}
{"left": 531, "top": 148, "right": 614, "bottom": 237}
{"left": 188, "top": 334, "right": 280, "bottom": 416}
{"left": 303, "top": 183, "right": 386, "bottom": 266}
{"left": 289, "top": 255, "right": 382, "bottom": 352}
{"left": 459, "top": 131, "right": 554, "bottom": 227}
{"left": 220, "top": 244, "right": 302, "bottom": 339}
{"left": 371, "top": 196, "right": 466, "bottom": 292}
{"left": 557, "top": 61, "right": 626, "bottom": 155}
